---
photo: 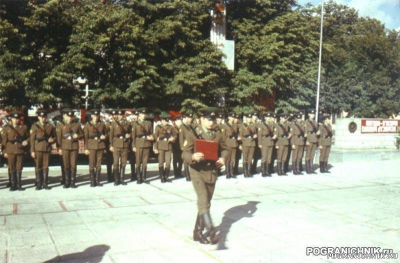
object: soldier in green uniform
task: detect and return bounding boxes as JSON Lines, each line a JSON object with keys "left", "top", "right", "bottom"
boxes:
{"left": 269, "top": 113, "right": 278, "bottom": 174}
{"left": 84, "top": 109, "right": 107, "bottom": 187}
{"left": 221, "top": 112, "right": 239, "bottom": 179}
{"left": 251, "top": 111, "right": 261, "bottom": 175}
{"left": 131, "top": 108, "right": 154, "bottom": 184}
{"left": 129, "top": 110, "right": 139, "bottom": 182}
{"left": 154, "top": 112, "right": 177, "bottom": 183}
{"left": 109, "top": 109, "right": 131, "bottom": 186}
{"left": 304, "top": 109, "right": 320, "bottom": 174}
{"left": 179, "top": 113, "right": 197, "bottom": 181}
{"left": 233, "top": 113, "right": 242, "bottom": 175}
{"left": 290, "top": 113, "right": 306, "bottom": 175}
{"left": 274, "top": 113, "right": 292, "bottom": 176}
{"left": 182, "top": 107, "right": 227, "bottom": 244}
{"left": 104, "top": 110, "right": 115, "bottom": 182}
{"left": 239, "top": 113, "right": 257, "bottom": 178}
{"left": 172, "top": 115, "right": 183, "bottom": 179}
{"left": 1, "top": 116, "right": 12, "bottom": 188}
{"left": 56, "top": 109, "right": 84, "bottom": 188}
{"left": 30, "top": 109, "right": 56, "bottom": 190}
{"left": 258, "top": 112, "right": 277, "bottom": 177}
{"left": 2, "top": 112, "right": 29, "bottom": 191}
{"left": 318, "top": 114, "right": 333, "bottom": 173}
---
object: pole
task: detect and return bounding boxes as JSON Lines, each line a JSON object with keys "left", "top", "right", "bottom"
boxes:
{"left": 315, "top": 0, "right": 324, "bottom": 121}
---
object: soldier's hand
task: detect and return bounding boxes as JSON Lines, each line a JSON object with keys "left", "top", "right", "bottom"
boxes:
{"left": 22, "top": 140, "right": 28, "bottom": 146}
{"left": 306, "top": 142, "right": 310, "bottom": 146}
{"left": 110, "top": 147, "right": 114, "bottom": 153}
{"left": 168, "top": 137, "right": 175, "bottom": 142}
{"left": 192, "top": 152, "right": 204, "bottom": 162}
{"left": 48, "top": 138, "right": 54, "bottom": 143}
{"left": 4, "top": 153, "right": 7, "bottom": 159}
{"left": 317, "top": 131, "right": 321, "bottom": 136}
{"left": 85, "top": 150, "right": 89, "bottom": 155}
{"left": 125, "top": 133, "right": 130, "bottom": 139}
{"left": 216, "top": 158, "right": 225, "bottom": 168}
{"left": 154, "top": 149, "right": 159, "bottom": 154}
{"left": 253, "top": 134, "right": 257, "bottom": 139}
{"left": 132, "top": 147, "right": 137, "bottom": 153}
{"left": 73, "top": 134, "right": 78, "bottom": 139}
{"left": 237, "top": 136, "right": 242, "bottom": 141}
{"left": 147, "top": 135, "right": 154, "bottom": 141}
{"left": 276, "top": 146, "right": 279, "bottom": 150}
{"left": 259, "top": 145, "right": 262, "bottom": 149}
{"left": 239, "top": 145, "right": 242, "bottom": 151}
{"left": 31, "top": 152, "right": 36, "bottom": 159}
{"left": 319, "top": 146, "right": 323, "bottom": 150}
{"left": 292, "top": 145, "right": 296, "bottom": 150}
{"left": 58, "top": 149, "right": 62, "bottom": 156}
{"left": 100, "top": 135, "right": 106, "bottom": 140}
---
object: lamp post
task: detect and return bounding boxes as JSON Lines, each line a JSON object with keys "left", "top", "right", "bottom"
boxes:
{"left": 73, "top": 76, "right": 89, "bottom": 110}
{"left": 315, "top": 0, "right": 324, "bottom": 120}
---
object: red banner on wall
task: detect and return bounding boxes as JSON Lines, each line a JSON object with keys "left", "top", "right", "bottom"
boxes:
{"left": 361, "top": 119, "right": 400, "bottom": 133}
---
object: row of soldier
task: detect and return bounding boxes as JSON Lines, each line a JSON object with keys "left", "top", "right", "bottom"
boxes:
{"left": 1, "top": 107, "right": 333, "bottom": 191}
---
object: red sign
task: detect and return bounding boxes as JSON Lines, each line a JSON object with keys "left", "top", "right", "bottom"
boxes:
{"left": 361, "top": 119, "right": 400, "bottom": 133}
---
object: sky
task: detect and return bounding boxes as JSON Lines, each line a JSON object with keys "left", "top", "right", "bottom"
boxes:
{"left": 297, "top": 0, "right": 400, "bottom": 31}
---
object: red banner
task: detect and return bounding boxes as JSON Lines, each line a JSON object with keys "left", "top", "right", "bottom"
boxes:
{"left": 361, "top": 119, "right": 400, "bottom": 133}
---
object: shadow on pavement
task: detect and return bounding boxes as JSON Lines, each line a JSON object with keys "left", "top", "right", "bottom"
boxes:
{"left": 43, "top": 244, "right": 110, "bottom": 263}
{"left": 216, "top": 201, "right": 260, "bottom": 250}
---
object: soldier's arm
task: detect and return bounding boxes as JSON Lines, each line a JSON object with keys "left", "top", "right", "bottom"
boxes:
{"left": 83, "top": 124, "right": 89, "bottom": 151}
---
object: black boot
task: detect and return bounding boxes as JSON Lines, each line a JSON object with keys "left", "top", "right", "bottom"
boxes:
{"left": 261, "top": 162, "right": 267, "bottom": 177}
{"left": 193, "top": 214, "right": 210, "bottom": 244}
{"left": 292, "top": 162, "right": 298, "bottom": 175}
{"left": 201, "top": 211, "right": 220, "bottom": 244}
{"left": 277, "top": 162, "right": 282, "bottom": 176}
{"left": 114, "top": 169, "right": 120, "bottom": 186}
{"left": 319, "top": 162, "right": 325, "bottom": 173}
{"left": 107, "top": 163, "right": 113, "bottom": 183}
{"left": 35, "top": 171, "right": 42, "bottom": 190}
{"left": 7, "top": 170, "right": 11, "bottom": 188}
{"left": 164, "top": 167, "right": 172, "bottom": 183}
{"left": 16, "top": 172, "right": 25, "bottom": 191}
{"left": 230, "top": 164, "right": 237, "bottom": 179}
{"left": 226, "top": 164, "right": 231, "bottom": 179}
{"left": 9, "top": 172, "right": 17, "bottom": 191}
{"left": 305, "top": 160, "right": 311, "bottom": 174}
{"left": 130, "top": 159, "right": 136, "bottom": 182}
{"left": 142, "top": 166, "right": 150, "bottom": 184}
{"left": 136, "top": 166, "right": 142, "bottom": 184}
{"left": 324, "top": 162, "right": 330, "bottom": 173}
{"left": 297, "top": 162, "right": 303, "bottom": 175}
{"left": 184, "top": 164, "right": 191, "bottom": 182}
{"left": 96, "top": 169, "right": 103, "bottom": 187}
{"left": 159, "top": 166, "right": 165, "bottom": 183}
{"left": 120, "top": 167, "right": 127, "bottom": 185}
{"left": 70, "top": 170, "right": 77, "bottom": 188}
{"left": 90, "top": 169, "right": 96, "bottom": 187}
{"left": 42, "top": 169, "right": 51, "bottom": 190}
{"left": 63, "top": 170, "right": 70, "bottom": 188}
{"left": 60, "top": 168, "right": 65, "bottom": 185}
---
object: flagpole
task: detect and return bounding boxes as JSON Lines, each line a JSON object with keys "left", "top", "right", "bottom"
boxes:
{"left": 315, "top": 0, "right": 324, "bottom": 121}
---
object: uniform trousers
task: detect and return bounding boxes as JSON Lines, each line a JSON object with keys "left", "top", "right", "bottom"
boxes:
{"left": 242, "top": 146, "right": 255, "bottom": 164}
{"left": 158, "top": 149, "right": 172, "bottom": 168}
{"left": 319, "top": 145, "right": 331, "bottom": 162}
{"left": 261, "top": 145, "right": 274, "bottom": 164}
{"left": 291, "top": 145, "right": 304, "bottom": 162}
{"left": 34, "top": 151, "right": 50, "bottom": 171}
{"left": 62, "top": 149, "right": 78, "bottom": 171}
{"left": 113, "top": 147, "right": 128, "bottom": 170}
{"left": 7, "top": 154, "right": 24, "bottom": 173}
{"left": 305, "top": 142, "right": 318, "bottom": 161}
{"left": 276, "top": 145, "right": 289, "bottom": 162}
{"left": 89, "top": 149, "right": 103, "bottom": 170}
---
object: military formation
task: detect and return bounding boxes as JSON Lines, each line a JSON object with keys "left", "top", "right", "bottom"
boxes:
{"left": 0, "top": 107, "right": 333, "bottom": 192}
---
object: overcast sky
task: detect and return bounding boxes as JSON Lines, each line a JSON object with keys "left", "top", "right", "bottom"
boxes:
{"left": 297, "top": 0, "right": 400, "bottom": 31}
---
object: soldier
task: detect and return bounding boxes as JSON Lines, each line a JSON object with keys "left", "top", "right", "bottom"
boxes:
{"left": 109, "top": 109, "right": 131, "bottom": 185}
{"left": 304, "top": 109, "right": 320, "bottom": 174}
{"left": 250, "top": 111, "right": 261, "bottom": 175}
{"left": 179, "top": 113, "right": 197, "bottom": 181}
{"left": 84, "top": 109, "right": 107, "bottom": 187}
{"left": 104, "top": 110, "right": 115, "bottom": 182}
{"left": 154, "top": 112, "right": 177, "bottom": 183}
{"left": 233, "top": 113, "right": 242, "bottom": 175}
{"left": 1, "top": 116, "right": 12, "bottom": 188}
{"left": 221, "top": 112, "right": 239, "bottom": 179}
{"left": 30, "top": 109, "right": 56, "bottom": 190}
{"left": 258, "top": 112, "right": 277, "bottom": 177}
{"left": 318, "top": 114, "right": 333, "bottom": 173}
{"left": 275, "top": 113, "right": 292, "bottom": 176}
{"left": 239, "top": 113, "right": 257, "bottom": 178}
{"left": 129, "top": 110, "right": 139, "bottom": 182}
{"left": 2, "top": 112, "right": 29, "bottom": 191}
{"left": 172, "top": 115, "right": 183, "bottom": 179}
{"left": 182, "top": 107, "right": 227, "bottom": 244}
{"left": 290, "top": 113, "right": 306, "bottom": 175}
{"left": 132, "top": 108, "right": 154, "bottom": 184}
{"left": 269, "top": 113, "right": 278, "bottom": 174}
{"left": 56, "top": 109, "right": 84, "bottom": 188}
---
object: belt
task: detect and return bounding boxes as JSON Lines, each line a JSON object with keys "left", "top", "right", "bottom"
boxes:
{"left": 325, "top": 136, "right": 331, "bottom": 139}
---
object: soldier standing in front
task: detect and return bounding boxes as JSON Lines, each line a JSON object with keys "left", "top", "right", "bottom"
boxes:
{"left": 84, "top": 109, "right": 107, "bottom": 187}
{"left": 172, "top": 115, "right": 183, "bottom": 179}
{"left": 179, "top": 113, "right": 197, "bottom": 181}
{"left": 30, "top": 109, "right": 56, "bottom": 190}
{"left": 56, "top": 109, "right": 84, "bottom": 188}
{"left": 239, "top": 113, "right": 257, "bottom": 178}
{"left": 258, "top": 112, "right": 277, "bottom": 177}
{"left": 2, "top": 112, "right": 29, "bottom": 191}
{"left": 304, "top": 109, "right": 320, "bottom": 174}
{"left": 182, "top": 107, "right": 227, "bottom": 245}
{"left": 275, "top": 113, "right": 291, "bottom": 176}
{"left": 290, "top": 112, "right": 306, "bottom": 175}
{"left": 318, "top": 114, "right": 333, "bottom": 173}
{"left": 221, "top": 112, "right": 239, "bottom": 179}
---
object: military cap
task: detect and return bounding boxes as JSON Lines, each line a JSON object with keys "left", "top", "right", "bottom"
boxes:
{"left": 90, "top": 109, "right": 100, "bottom": 115}
{"left": 132, "top": 109, "right": 139, "bottom": 115}
{"left": 198, "top": 107, "right": 219, "bottom": 120}
{"left": 9, "top": 111, "right": 21, "bottom": 118}
{"left": 244, "top": 112, "right": 253, "bottom": 118}
{"left": 227, "top": 112, "right": 235, "bottom": 118}
{"left": 272, "top": 112, "right": 277, "bottom": 118}
{"left": 63, "top": 108, "right": 74, "bottom": 117}
{"left": 184, "top": 113, "right": 194, "bottom": 118}
{"left": 279, "top": 112, "right": 289, "bottom": 118}
{"left": 295, "top": 113, "right": 303, "bottom": 119}
{"left": 263, "top": 112, "right": 273, "bottom": 118}
{"left": 136, "top": 108, "right": 147, "bottom": 114}
{"left": 308, "top": 108, "right": 316, "bottom": 114}
{"left": 174, "top": 115, "right": 183, "bottom": 121}
{"left": 252, "top": 111, "right": 259, "bottom": 117}
{"left": 159, "top": 112, "right": 171, "bottom": 119}
{"left": 234, "top": 113, "right": 241, "bottom": 119}
{"left": 217, "top": 112, "right": 224, "bottom": 119}
{"left": 36, "top": 109, "right": 47, "bottom": 117}
{"left": 116, "top": 109, "right": 125, "bottom": 115}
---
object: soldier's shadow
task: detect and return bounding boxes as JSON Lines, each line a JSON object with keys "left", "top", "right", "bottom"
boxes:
{"left": 44, "top": 244, "right": 110, "bottom": 263}
{"left": 216, "top": 201, "right": 260, "bottom": 250}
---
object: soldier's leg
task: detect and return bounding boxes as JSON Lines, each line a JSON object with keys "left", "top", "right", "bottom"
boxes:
{"left": 95, "top": 150, "right": 103, "bottom": 186}
{"left": 248, "top": 146, "right": 255, "bottom": 178}
{"left": 242, "top": 146, "right": 249, "bottom": 178}
{"left": 136, "top": 148, "right": 143, "bottom": 184}
{"left": 165, "top": 150, "right": 172, "bottom": 182}
{"left": 42, "top": 152, "right": 51, "bottom": 190}
{"left": 120, "top": 148, "right": 128, "bottom": 185}
{"left": 113, "top": 149, "right": 121, "bottom": 185}
{"left": 324, "top": 146, "right": 331, "bottom": 173}
{"left": 142, "top": 147, "right": 150, "bottom": 183}
{"left": 225, "top": 148, "right": 232, "bottom": 179}
{"left": 260, "top": 146, "right": 267, "bottom": 177}
{"left": 130, "top": 150, "right": 136, "bottom": 181}
{"left": 16, "top": 154, "right": 25, "bottom": 191}
{"left": 60, "top": 154, "right": 65, "bottom": 185}
{"left": 251, "top": 146, "right": 260, "bottom": 174}
{"left": 266, "top": 146, "right": 273, "bottom": 176}
{"left": 35, "top": 152, "right": 42, "bottom": 190}
{"left": 106, "top": 149, "right": 113, "bottom": 182}
{"left": 89, "top": 150, "right": 96, "bottom": 187}
{"left": 8, "top": 154, "right": 17, "bottom": 191}
{"left": 158, "top": 150, "right": 165, "bottom": 183}
{"left": 62, "top": 151, "right": 71, "bottom": 188}
{"left": 291, "top": 147, "right": 299, "bottom": 175}
{"left": 70, "top": 150, "right": 78, "bottom": 188}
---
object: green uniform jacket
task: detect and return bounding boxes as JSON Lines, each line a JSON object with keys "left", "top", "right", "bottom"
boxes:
{"left": 239, "top": 122, "right": 257, "bottom": 147}
{"left": 30, "top": 121, "right": 56, "bottom": 152}
{"left": 221, "top": 121, "right": 238, "bottom": 148}
{"left": 179, "top": 122, "right": 197, "bottom": 150}
{"left": 2, "top": 124, "right": 29, "bottom": 154}
{"left": 56, "top": 121, "right": 84, "bottom": 150}
{"left": 84, "top": 121, "right": 107, "bottom": 150}
{"left": 290, "top": 121, "right": 306, "bottom": 146}
{"left": 318, "top": 123, "right": 333, "bottom": 146}
{"left": 131, "top": 120, "right": 152, "bottom": 148}
{"left": 109, "top": 119, "right": 131, "bottom": 149}
{"left": 258, "top": 122, "right": 275, "bottom": 147}
{"left": 275, "top": 122, "right": 291, "bottom": 146}
{"left": 304, "top": 119, "right": 319, "bottom": 143}
{"left": 154, "top": 124, "right": 177, "bottom": 151}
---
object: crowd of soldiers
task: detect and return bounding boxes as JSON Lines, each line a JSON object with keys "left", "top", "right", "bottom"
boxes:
{"left": 0, "top": 107, "right": 333, "bottom": 191}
